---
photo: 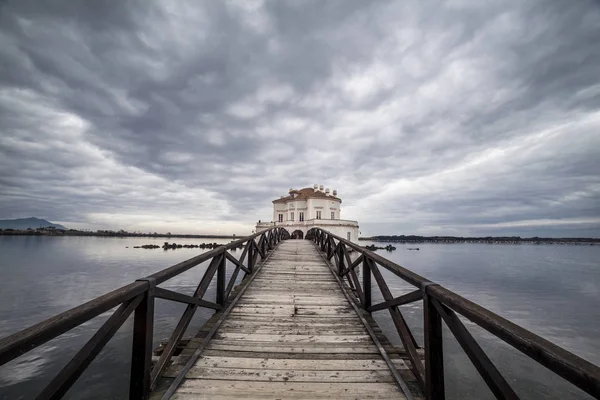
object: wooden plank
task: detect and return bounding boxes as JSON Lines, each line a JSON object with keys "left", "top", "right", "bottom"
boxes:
{"left": 172, "top": 356, "right": 411, "bottom": 371}
{"left": 164, "top": 240, "right": 421, "bottom": 400}
{"left": 231, "top": 305, "right": 353, "bottom": 314}
{"left": 214, "top": 327, "right": 369, "bottom": 335}
{"left": 202, "top": 343, "right": 381, "bottom": 354}
{"left": 213, "top": 333, "right": 373, "bottom": 343}
{"left": 199, "top": 349, "right": 407, "bottom": 360}
{"left": 166, "top": 366, "right": 397, "bottom": 382}
{"left": 174, "top": 380, "right": 405, "bottom": 399}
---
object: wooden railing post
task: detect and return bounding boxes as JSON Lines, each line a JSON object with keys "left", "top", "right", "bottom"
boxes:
{"left": 363, "top": 257, "right": 372, "bottom": 310}
{"left": 216, "top": 253, "right": 226, "bottom": 306}
{"left": 247, "top": 240, "right": 254, "bottom": 273}
{"left": 337, "top": 243, "right": 345, "bottom": 276}
{"left": 130, "top": 278, "right": 155, "bottom": 400}
{"left": 423, "top": 286, "right": 445, "bottom": 400}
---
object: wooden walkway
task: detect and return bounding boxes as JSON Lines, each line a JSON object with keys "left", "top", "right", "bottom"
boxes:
{"left": 157, "top": 240, "right": 421, "bottom": 399}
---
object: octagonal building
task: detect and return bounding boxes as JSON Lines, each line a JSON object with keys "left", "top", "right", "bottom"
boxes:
{"left": 256, "top": 184, "right": 359, "bottom": 242}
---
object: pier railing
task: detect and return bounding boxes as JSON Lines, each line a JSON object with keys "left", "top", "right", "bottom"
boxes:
{"left": 0, "top": 227, "right": 289, "bottom": 400}
{"left": 307, "top": 228, "right": 600, "bottom": 400}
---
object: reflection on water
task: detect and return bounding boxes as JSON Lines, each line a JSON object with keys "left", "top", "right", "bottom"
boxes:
{"left": 0, "top": 237, "right": 598, "bottom": 399}
{"left": 0, "top": 236, "right": 237, "bottom": 399}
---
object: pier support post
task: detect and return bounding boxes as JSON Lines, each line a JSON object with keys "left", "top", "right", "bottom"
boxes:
{"left": 130, "top": 278, "right": 155, "bottom": 400}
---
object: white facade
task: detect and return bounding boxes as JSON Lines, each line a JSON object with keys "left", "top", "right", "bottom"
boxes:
{"left": 257, "top": 185, "right": 359, "bottom": 242}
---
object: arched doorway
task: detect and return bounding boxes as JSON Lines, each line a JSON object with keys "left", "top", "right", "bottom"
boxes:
{"left": 291, "top": 230, "right": 304, "bottom": 239}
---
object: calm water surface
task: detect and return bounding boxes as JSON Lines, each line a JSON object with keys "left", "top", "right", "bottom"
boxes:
{"left": 0, "top": 236, "right": 598, "bottom": 399}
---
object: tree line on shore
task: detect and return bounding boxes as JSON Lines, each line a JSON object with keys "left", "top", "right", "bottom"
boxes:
{"left": 359, "top": 235, "right": 599, "bottom": 244}
{"left": 0, "top": 227, "right": 237, "bottom": 239}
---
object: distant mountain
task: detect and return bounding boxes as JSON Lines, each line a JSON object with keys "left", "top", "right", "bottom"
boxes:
{"left": 0, "top": 217, "right": 67, "bottom": 230}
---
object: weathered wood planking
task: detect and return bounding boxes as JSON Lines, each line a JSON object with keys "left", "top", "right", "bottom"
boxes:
{"left": 167, "top": 240, "right": 420, "bottom": 399}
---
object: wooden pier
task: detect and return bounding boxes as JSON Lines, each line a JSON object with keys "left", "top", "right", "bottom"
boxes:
{"left": 0, "top": 226, "right": 599, "bottom": 399}
{"left": 154, "top": 240, "right": 421, "bottom": 399}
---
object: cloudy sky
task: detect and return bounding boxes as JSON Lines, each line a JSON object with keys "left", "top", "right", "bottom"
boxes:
{"left": 0, "top": 0, "right": 599, "bottom": 236}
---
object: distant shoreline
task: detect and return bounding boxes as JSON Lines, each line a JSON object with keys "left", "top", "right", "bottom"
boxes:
{"left": 0, "top": 230, "right": 238, "bottom": 239}
{"left": 2, "top": 229, "right": 598, "bottom": 245}
{"left": 359, "top": 235, "right": 599, "bottom": 245}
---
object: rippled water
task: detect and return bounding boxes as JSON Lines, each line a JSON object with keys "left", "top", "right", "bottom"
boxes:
{"left": 0, "top": 236, "right": 236, "bottom": 399}
{"left": 0, "top": 236, "right": 598, "bottom": 399}
{"left": 358, "top": 241, "right": 600, "bottom": 400}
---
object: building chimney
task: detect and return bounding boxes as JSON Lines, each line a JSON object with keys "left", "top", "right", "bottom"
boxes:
{"left": 313, "top": 184, "right": 318, "bottom": 192}
{"left": 319, "top": 184, "right": 324, "bottom": 191}
{"left": 333, "top": 189, "right": 337, "bottom": 196}
{"left": 325, "top": 188, "right": 330, "bottom": 196}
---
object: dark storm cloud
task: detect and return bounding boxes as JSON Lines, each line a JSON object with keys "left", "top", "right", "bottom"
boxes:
{"left": 0, "top": 0, "right": 599, "bottom": 235}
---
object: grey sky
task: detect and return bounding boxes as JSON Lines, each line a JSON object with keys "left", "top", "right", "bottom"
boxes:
{"left": 0, "top": 0, "right": 599, "bottom": 236}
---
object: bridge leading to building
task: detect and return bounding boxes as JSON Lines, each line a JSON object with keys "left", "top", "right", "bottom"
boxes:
{"left": 0, "top": 227, "right": 599, "bottom": 399}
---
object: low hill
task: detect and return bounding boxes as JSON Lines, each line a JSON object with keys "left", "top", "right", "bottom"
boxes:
{"left": 0, "top": 217, "right": 67, "bottom": 230}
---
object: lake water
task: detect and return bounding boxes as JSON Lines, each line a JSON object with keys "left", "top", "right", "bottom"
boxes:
{"left": 0, "top": 236, "right": 598, "bottom": 399}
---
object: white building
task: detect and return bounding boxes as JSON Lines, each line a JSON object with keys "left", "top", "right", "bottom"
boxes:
{"left": 256, "top": 184, "right": 360, "bottom": 242}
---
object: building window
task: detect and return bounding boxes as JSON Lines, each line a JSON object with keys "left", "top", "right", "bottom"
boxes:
{"left": 316, "top": 211, "right": 321, "bottom": 219}
{"left": 299, "top": 212, "right": 304, "bottom": 222}
{"left": 290, "top": 212, "right": 294, "bottom": 222}
{"left": 347, "top": 232, "right": 351, "bottom": 241}
{"left": 278, "top": 214, "right": 283, "bottom": 223}
{"left": 331, "top": 212, "right": 335, "bottom": 220}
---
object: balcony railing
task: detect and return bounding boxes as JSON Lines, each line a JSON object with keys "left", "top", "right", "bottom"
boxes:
{"left": 257, "top": 218, "right": 359, "bottom": 227}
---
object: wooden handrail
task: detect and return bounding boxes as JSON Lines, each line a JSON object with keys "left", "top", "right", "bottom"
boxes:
{"left": 0, "top": 227, "right": 290, "bottom": 400}
{"left": 307, "top": 227, "right": 600, "bottom": 399}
